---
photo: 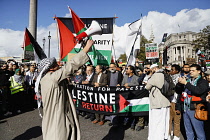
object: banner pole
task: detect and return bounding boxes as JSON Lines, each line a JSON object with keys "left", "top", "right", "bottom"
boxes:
{"left": 126, "top": 20, "right": 141, "bottom": 67}
{"left": 112, "top": 14, "right": 118, "bottom": 66}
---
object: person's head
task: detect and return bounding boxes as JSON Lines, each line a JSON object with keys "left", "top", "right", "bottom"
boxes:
{"left": 76, "top": 69, "right": 82, "bottom": 75}
{"left": 170, "top": 64, "right": 181, "bottom": 75}
{"left": 29, "top": 65, "right": 35, "bottom": 72}
{"left": 23, "top": 64, "right": 29, "bottom": 71}
{"left": 15, "top": 69, "right": 21, "bottom": 75}
{"left": 144, "top": 64, "right": 151, "bottom": 75}
{"left": 182, "top": 64, "right": 190, "bottom": 74}
{"left": 49, "top": 63, "right": 59, "bottom": 71}
{"left": 86, "top": 66, "right": 93, "bottom": 75}
{"left": 150, "top": 64, "right": 159, "bottom": 73}
{"left": 95, "top": 65, "right": 103, "bottom": 75}
{"left": 37, "top": 57, "right": 58, "bottom": 75}
{"left": 136, "top": 69, "right": 143, "bottom": 76}
{"left": 126, "top": 65, "right": 135, "bottom": 75}
{"left": 189, "top": 64, "right": 202, "bottom": 78}
{"left": 1, "top": 64, "right": 8, "bottom": 70}
{"left": 122, "top": 65, "right": 126, "bottom": 70}
{"left": 205, "top": 69, "right": 210, "bottom": 82}
{"left": 12, "top": 63, "right": 18, "bottom": 71}
{"left": 109, "top": 63, "right": 116, "bottom": 73}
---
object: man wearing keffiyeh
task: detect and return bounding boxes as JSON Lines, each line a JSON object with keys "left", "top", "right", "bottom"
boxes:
{"left": 35, "top": 40, "right": 94, "bottom": 140}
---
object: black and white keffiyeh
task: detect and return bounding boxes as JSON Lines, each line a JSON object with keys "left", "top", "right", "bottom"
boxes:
{"left": 14, "top": 69, "right": 24, "bottom": 84}
{"left": 35, "top": 57, "right": 57, "bottom": 118}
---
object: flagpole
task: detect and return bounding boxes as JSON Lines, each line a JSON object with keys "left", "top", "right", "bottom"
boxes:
{"left": 126, "top": 15, "right": 142, "bottom": 67}
{"left": 23, "top": 28, "right": 26, "bottom": 61}
{"left": 112, "top": 14, "right": 117, "bottom": 66}
{"left": 126, "top": 32, "right": 139, "bottom": 67}
{"left": 54, "top": 17, "right": 61, "bottom": 61}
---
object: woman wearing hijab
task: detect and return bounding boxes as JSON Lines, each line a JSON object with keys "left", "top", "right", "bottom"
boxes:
{"left": 10, "top": 69, "right": 25, "bottom": 113}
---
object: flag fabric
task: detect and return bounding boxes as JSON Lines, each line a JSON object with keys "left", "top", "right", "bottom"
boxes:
{"left": 196, "top": 48, "right": 201, "bottom": 55}
{"left": 69, "top": 7, "right": 97, "bottom": 60}
{"left": 111, "top": 55, "right": 115, "bottom": 63}
{"left": 119, "top": 96, "right": 149, "bottom": 113}
{"left": 196, "top": 48, "right": 205, "bottom": 58}
{"left": 126, "top": 19, "right": 142, "bottom": 66}
{"left": 69, "top": 8, "right": 85, "bottom": 35}
{"left": 23, "top": 28, "right": 47, "bottom": 61}
{"left": 56, "top": 17, "right": 77, "bottom": 61}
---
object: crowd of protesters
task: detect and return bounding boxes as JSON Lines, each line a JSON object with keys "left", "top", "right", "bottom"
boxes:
{"left": 1, "top": 57, "right": 210, "bottom": 140}
{"left": 0, "top": 61, "right": 38, "bottom": 117}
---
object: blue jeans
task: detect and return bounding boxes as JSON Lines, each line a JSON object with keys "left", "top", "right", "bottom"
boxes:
{"left": 183, "top": 110, "right": 206, "bottom": 140}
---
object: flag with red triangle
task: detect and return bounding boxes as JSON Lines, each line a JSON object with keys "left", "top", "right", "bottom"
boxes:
{"left": 68, "top": 7, "right": 97, "bottom": 60}
{"left": 56, "top": 17, "right": 77, "bottom": 61}
{"left": 118, "top": 94, "right": 149, "bottom": 113}
{"left": 23, "top": 28, "right": 47, "bottom": 61}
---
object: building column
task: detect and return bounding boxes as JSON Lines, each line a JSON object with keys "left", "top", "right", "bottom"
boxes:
{"left": 180, "top": 46, "right": 183, "bottom": 66}
{"left": 176, "top": 46, "right": 179, "bottom": 63}
{"left": 172, "top": 47, "right": 175, "bottom": 62}
{"left": 175, "top": 47, "right": 177, "bottom": 62}
{"left": 183, "top": 46, "right": 186, "bottom": 63}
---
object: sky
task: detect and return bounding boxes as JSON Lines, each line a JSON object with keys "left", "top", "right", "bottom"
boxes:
{"left": 0, "top": 0, "right": 210, "bottom": 59}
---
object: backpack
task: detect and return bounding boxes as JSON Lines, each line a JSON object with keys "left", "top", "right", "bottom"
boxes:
{"left": 156, "top": 71, "right": 175, "bottom": 98}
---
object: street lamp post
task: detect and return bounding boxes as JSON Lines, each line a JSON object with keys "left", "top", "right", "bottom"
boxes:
{"left": 42, "top": 37, "right": 46, "bottom": 53}
{"left": 48, "top": 31, "right": 51, "bottom": 58}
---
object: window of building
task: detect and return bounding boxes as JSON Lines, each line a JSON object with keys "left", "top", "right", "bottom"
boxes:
{"left": 184, "top": 35, "right": 186, "bottom": 38}
{"left": 179, "top": 36, "right": 181, "bottom": 39}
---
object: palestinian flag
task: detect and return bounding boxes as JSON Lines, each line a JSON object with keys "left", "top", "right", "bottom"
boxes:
{"left": 23, "top": 28, "right": 47, "bottom": 61}
{"left": 118, "top": 88, "right": 149, "bottom": 116}
{"left": 196, "top": 48, "right": 205, "bottom": 58}
{"left": 56, "top": 17, "right": 77, "bottom": 61}
{"left": 68, "top": 7, "right": 96, "bottom": 59}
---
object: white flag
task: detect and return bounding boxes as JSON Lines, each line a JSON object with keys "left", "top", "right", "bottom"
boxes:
{"left": 126, "top": 19, "right": 141, "bottom": 66}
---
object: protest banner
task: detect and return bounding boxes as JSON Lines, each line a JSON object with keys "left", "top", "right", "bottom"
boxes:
{"left": 71, "top": 84, "right": 149, "bottom": 116}
{"left": 145, "top": 43, "right": 159, "bottom": 59}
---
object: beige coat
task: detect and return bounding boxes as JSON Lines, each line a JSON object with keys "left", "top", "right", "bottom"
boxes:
{"left": 40, "top": 51, "right": 89, "bottom": 140}
{"left": 145, "top": 71, "right": 170, "bottom": 109}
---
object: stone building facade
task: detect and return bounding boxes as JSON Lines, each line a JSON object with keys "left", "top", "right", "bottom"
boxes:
{"left": 159, "top": 31, "right": 199, "bottom": 66}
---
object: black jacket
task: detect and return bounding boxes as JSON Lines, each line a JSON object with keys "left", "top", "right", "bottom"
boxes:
{"left": 0, "top": 69, "right": 11, "bottom": 87}
{"left": 175, "top": 77, "right": 209, "bottom": 111}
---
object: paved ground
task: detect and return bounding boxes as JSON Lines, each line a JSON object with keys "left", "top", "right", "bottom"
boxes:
{"left": 0, "top": 109, "right": 185, "bottom": 140}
